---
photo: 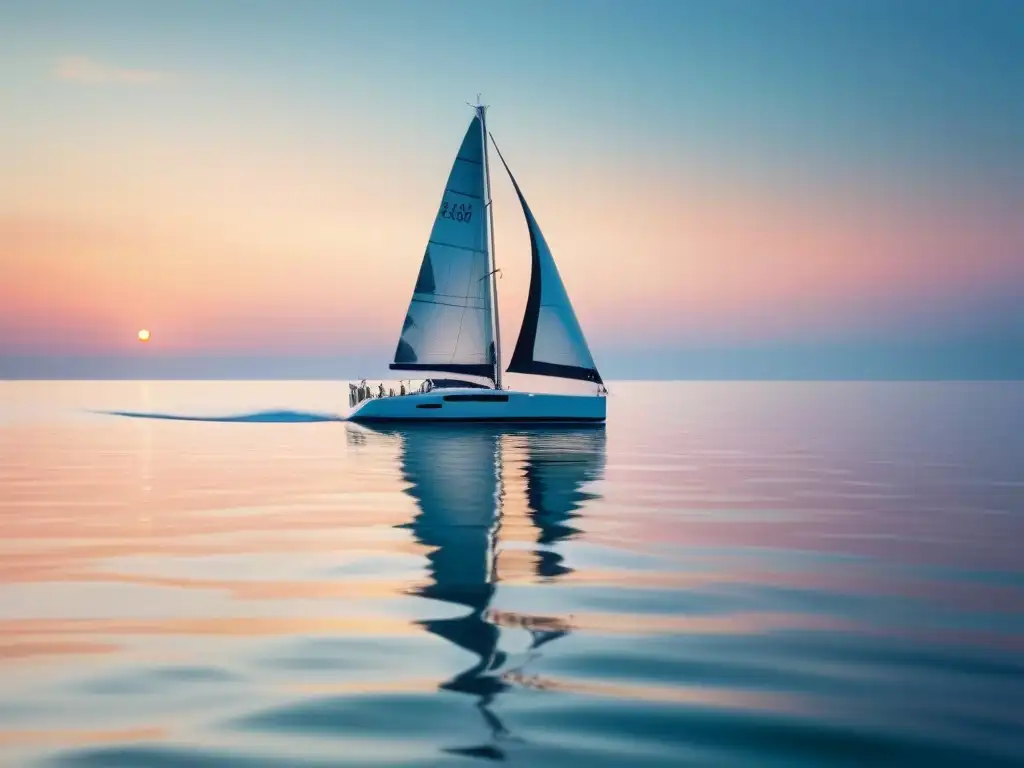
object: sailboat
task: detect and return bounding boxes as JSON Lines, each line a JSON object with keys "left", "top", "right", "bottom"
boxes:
{"left": 347, "top": 104, "right": 606, "bottom": 424}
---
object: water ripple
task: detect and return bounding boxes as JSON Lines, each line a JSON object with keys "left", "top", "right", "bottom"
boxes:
{"left": 1, "top": 381, "right": 1022, "bottom": 766}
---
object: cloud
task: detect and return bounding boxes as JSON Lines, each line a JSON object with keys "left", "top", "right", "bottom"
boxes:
{"left": 54, "top": 55, "right": 175, "bottom": 85}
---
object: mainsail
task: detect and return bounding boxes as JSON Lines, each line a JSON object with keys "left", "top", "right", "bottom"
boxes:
{"left": 391, "top": 115, "right": 496, "bottom": 380}
{"left": 491, "top": 139, "right": 603, "bottom": 385}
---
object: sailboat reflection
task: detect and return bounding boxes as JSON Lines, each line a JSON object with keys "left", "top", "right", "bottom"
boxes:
{"left": 502, "top": 429, "right": 607, "bottom": 661}
{"left": 524, "top": 429, "right": 607, "bottom": 580}
{"left": 353, "top": 424, "right": 606, "bottom": 758}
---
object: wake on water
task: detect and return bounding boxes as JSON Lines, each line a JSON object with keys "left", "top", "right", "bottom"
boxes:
{"left": 96, "top": 409, "right": 344, "bottom": 423}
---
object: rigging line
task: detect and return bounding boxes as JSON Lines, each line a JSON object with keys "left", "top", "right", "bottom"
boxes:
{"left": 418, "top": 291, "right": 487, "bottom": 300}
{"left": 410, "top": 298, "right": 487, "bottom": 310}
{"left": 427, "top": 239, "right": 484, "bottom": 254}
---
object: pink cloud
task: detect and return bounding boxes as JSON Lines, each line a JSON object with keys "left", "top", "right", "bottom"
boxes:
{"left": 54, "top": 56, "right": 175, "bottom": 86}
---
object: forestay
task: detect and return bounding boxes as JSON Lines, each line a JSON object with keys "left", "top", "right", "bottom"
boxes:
{"left": 390, "top": 116, "right": 496, "bottom": 380}
{"left": 492, "top": 139, "right": 603, "bottom": 385}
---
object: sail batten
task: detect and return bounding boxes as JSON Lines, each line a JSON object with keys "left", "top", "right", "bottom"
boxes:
{"left": 391, "top": 116, "right": 496, "bottom": 380}
{"left": 427, "top": 239, "right": 481, "bottom": 253}
{"left": 490, "top": 136, "right": 603, "bottom": 385}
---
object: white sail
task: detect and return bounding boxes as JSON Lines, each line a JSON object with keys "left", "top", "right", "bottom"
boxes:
{"left": 491, "top": 139, "right": 603, "bottom": 384}
{"left": 391, "top": 115, "right": 496, "bottom": 380}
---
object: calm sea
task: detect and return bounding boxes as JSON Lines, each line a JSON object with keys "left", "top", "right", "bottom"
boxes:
{"left": 1, "top": 381, "right": 1022, "bottom": 766}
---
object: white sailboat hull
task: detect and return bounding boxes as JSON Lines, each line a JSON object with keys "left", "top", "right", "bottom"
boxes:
{"left": 347, "top": 388, "right": 605, "bottom": 424}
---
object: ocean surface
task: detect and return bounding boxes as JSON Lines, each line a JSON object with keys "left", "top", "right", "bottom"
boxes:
{"left": 1, "top": 380, "right": 1023, "bottom": 767}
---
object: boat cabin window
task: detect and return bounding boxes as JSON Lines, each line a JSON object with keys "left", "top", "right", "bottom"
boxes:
{"left": 427, "top": 378, "right": 491, "bottom": 390}
{"left": 442, "top": 394, "right": 510, "bottom": 403}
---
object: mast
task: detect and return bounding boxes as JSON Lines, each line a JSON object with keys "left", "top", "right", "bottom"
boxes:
{"left": 477, "top": 102, "right": 503, "bottom": 390}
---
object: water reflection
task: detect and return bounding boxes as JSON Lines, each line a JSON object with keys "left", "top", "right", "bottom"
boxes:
{"left": 524, "top": 430, "right": 606, "bottom": 581}
{"left": 351, "top": 425, "right": 606, "bottom": 759}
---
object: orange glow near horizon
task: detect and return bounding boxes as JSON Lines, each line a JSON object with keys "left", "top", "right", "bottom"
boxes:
{"left": 1, "top": 99, "right": 1022, "bottom": 358}
{"left": 3, "top": 155, "right": 1020, "bottom": 356}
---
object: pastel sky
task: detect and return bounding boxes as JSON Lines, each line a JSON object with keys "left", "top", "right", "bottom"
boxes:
{"left": 1, "top": 0, "right": 1022, "bottom": 378}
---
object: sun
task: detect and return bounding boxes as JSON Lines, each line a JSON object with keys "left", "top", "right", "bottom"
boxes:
{"left": 137, "top": 329, "right": 151, "bottom": 342}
